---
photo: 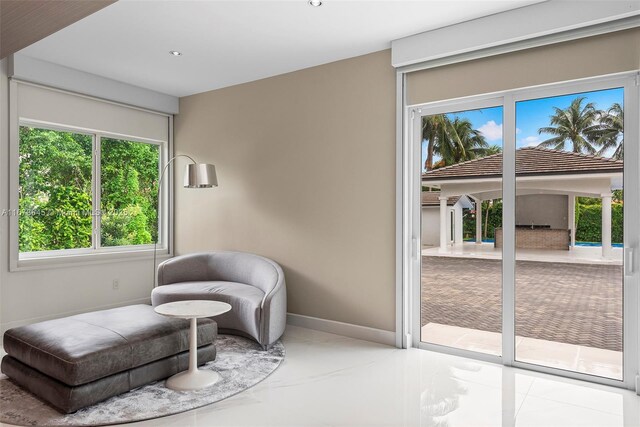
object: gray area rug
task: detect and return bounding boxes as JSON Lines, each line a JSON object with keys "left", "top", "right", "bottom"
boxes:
{"left": 0, "top": 335, "right": 285, "bottom": 426}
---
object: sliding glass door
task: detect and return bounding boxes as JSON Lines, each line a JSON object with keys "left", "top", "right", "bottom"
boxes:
{"left": 514, "top": 87, "right": 625, "bottom": 380}
{"left": 418, "top": 101, "right": 504, "bottom": 357}
{"left": 412, "top": 73, "right": 639, "bottom": 387}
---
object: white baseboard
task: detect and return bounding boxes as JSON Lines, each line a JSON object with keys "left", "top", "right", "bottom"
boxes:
{"left": 0, "top": 297, "right": 151, "bottom": 335}
{"left": 286, "top": 313, "right": 396, "bottom": 347}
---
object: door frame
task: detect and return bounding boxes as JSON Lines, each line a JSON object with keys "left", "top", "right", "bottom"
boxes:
{"left": 401, "top": 71, "right": 640, "bottom": 389}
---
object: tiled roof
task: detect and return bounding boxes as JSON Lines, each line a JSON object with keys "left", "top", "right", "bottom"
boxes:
{"left": 422, "top": 147, "right": 623, "bottom": 182}
{"left": 421, "top": 192, "right": 460, "bottom": 207}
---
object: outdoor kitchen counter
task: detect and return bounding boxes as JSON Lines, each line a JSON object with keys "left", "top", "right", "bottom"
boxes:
{"left": 494, "top": 227, "right": 569, "bottom": 250}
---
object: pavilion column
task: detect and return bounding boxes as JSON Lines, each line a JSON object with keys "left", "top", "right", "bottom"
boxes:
{"left": 568, "top": 194, "right": 576, "bottom": 248}
{"left": 475, "top": 199, "right": 482, "bottom": 244}
{"left": 602, "top": 193, "right": 612, "bottom": 258}
{"left": 454, "top": 206, "right": 464, "bottom": 245}
{"left": 439, "top": 196, "right": 448, "bottom": 251}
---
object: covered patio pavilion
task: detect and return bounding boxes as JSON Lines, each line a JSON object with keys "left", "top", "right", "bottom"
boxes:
{"left": 422, "top": 147, "right": 624, "bottom": 259}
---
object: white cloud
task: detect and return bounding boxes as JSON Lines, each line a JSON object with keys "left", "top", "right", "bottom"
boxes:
{"left": 516, "top": 128, "right": 522, "bottom": 134}
{"left": 521, "top": 136, "right": 540, "bottom": 147}
{"left": 478, "top": 120, "right": 503, "bottom": 141}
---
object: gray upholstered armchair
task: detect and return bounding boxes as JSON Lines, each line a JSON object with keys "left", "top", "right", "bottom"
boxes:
{"left": 151, "top": 251, "right": 286, "bottom": 349}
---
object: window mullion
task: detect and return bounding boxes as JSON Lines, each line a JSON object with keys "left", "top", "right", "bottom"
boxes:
{"left": 93, "top": 135, "right": 101, "bottom": 251}
{"left": 502, "top": 94, "right": 516, "bottom": 366}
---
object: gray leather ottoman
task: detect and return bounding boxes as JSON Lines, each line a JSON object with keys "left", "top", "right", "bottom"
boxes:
{"left": 1, "top": 304, "right": 218, "bottom": 413}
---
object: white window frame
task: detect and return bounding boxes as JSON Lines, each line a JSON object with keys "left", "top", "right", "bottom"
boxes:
{"left": 8, "top": 83, "right": 173, "bottom": 271}
{"left": 400, "top": 71, "right": 640, "bottom": 390}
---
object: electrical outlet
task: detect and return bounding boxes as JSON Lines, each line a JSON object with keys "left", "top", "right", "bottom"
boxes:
{"left": 112, "top": 279, "right": 120, "bottom": 290}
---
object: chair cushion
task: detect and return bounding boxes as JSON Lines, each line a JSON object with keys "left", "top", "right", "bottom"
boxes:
{"left": 2, "top": 304, "right": 217, "bottom": 386}
{"left": 152, "top": 281, "right": 264, "bottom": 341}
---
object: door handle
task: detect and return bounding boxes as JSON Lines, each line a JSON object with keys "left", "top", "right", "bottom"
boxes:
{"left": 412, "top": 237, "right": 418, "bottom": 260}
{"left": 625, "top": 247, "right": 634, "bottom": 276}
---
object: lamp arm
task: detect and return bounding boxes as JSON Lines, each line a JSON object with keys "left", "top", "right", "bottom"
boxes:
{"left": 157, "top": 154, "right": 197, "bottom": 197}
{"left": 153, "top": 154, "right": 197, "bottom": 289}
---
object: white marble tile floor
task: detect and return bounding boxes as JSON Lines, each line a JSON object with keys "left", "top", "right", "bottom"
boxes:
{"left": 2, "top": 326, "right": 639, "bottom": 426}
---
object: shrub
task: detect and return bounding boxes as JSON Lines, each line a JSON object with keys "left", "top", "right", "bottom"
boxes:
{"left": 575, "top": 202, "right": 623, "bottom": 244}
{"left": 463, "top": 199, "right": 502, "bottom": 239}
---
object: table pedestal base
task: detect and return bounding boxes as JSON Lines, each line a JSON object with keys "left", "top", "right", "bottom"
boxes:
{"left": 165, "top": 369, "right": 220, "bottom": 391}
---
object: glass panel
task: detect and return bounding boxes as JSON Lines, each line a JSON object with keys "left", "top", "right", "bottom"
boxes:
{"left": 18, "top": 126, "right": 93, "bottom": 252}
{"left": 100, "top": 138, "right": 159, "bottom": 247}
{"left": 420, "top": 106, "right": 504, "bottom": 356}
{"left": 514, "top": 88, "right": 624, "bottom": 379}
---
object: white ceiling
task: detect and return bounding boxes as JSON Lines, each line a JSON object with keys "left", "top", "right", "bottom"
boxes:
{"left": 19, "top": 0, "right": 542, "bottom": 97}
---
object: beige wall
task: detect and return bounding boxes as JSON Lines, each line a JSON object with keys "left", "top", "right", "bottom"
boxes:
{"left": 408, "top": 28, "right": 640, "bottom": 105}
{"left": 174, "top": 50, "right": 397, "bottom": 332}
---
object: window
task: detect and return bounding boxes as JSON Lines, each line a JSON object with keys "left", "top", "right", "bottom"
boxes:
{"left": 19, "top": 127, "right": 93, "bottom": 252}
{"left": 18, "top": 125, "right": 162, "bottom": 260}
{"left": 9, "top": 81, "right": 171, "bottom": 269}
{"left": 100, "top": 137, "right": 160, "bottom": 247}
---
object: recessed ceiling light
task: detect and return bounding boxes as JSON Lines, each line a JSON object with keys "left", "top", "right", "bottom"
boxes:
{"left": 169, "top": 50, "right": 182, "bottom": 56}
{"left": 308, "top": 0, "right": 322, "bottom": 6}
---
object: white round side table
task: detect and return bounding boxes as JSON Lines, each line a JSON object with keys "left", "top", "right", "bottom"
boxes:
{"left": 154, "top": 300, "right": 232, "bottom": 391}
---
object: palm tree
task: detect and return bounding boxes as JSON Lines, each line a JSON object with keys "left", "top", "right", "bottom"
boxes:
{"left": 486, "top": 144, "right": 502, "bottom": 155}
{"left": 422, "top": 114, "right": 450, "bottom": 171}
{"left": 423, "top": 115, "right": 492, "bottom": 170}
{"left": 438, "top": 117, "right": 489, "bottom": 165}
{"left": 537, "top": 97, "right": 601, "bottom": 154}
{"left": 595, "top": 103, "right": 624, "bottom": 159}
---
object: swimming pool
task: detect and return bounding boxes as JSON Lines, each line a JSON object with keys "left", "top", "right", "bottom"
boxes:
{"left": 576, "top": 242, "right": 623, "bottom": 248}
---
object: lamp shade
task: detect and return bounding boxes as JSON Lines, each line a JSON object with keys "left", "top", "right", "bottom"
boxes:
{"left": 183, "top": 163, "right": 218, "bottom": 188}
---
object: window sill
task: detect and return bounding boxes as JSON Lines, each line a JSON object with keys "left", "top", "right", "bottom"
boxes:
{"left": 11, "top": 248, "right": 172, "bottom": 272}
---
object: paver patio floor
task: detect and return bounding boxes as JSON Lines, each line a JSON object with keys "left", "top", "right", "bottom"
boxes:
{"left": 421, "top": 256, "right": 623, "bottom": 352}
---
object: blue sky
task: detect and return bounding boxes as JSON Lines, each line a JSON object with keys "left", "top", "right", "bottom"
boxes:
{"left": 516, "top": 87, "right": 623, "bottom": 150}
{"left": 421, "top": 87, "right": 624, "bottom": 171}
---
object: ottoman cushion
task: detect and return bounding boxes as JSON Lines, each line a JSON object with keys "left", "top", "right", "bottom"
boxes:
{"left": 1, "top": 344, "right": 216, "bottom": 414}
{"left": 3, "top": 304, "right": 216, "bottom": 386}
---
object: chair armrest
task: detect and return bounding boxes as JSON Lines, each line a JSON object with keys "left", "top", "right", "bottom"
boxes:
{"left": 259, "top": 259, "right": 287, "bottom": 347}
